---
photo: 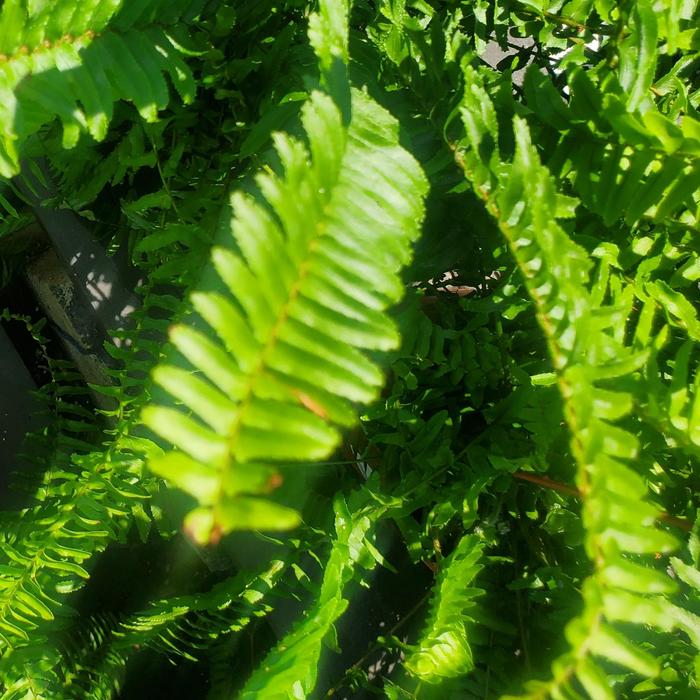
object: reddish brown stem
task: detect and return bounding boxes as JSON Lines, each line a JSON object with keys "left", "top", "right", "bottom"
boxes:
{"left": 513, "top": 471, "right": 692, "bottom": 532}
{"left": 514, "top": 470, "right": 581, "bottom": 497}
{"left": 659, "top": 512, "right": 693, "bottom": 532}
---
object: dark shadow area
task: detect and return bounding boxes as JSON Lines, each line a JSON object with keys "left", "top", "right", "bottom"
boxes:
{"left": 0, "top": 324, "right": 39, "bottom": 490}
{"left": 0, "top": 271, "right": 92, "bottom": 507}
{"left": 16, "top": 158, "right": 141, "bottom": 343}
{"left": 315, "top": 522, "right": 434, "bottom": 699}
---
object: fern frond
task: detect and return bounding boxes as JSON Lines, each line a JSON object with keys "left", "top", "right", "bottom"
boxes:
{"left": 58, "top": 559, "right": 286, "bottom": 700}
{"left": 0, "top": 558, "right": 285, "bottom": 700}
{"left": 0, "top": 278, "right": 188, "bottom": 666}
{"left": 405, "top": 534, "right": 483, "bottom": 682}
{"left": 525, "top": 66, "right": 700, "bottom": 230}
{"left": 457, "top": 65, "right": 693, "bottom": 698}
{"left": 641, "top": 313, "right": 700, "bottom": 457}
{"left": 142, "top": 87, "right": 427, "bottom": 542}
{"left": 0, "top": 311, "right": 103, "bottom": 499}
{"left": 0, "top": 0, "right": 201, "bottom": 176}
{"left": 517, "top": 0, "right": 697, "bottom": 59}
{"left": 238, "top": 491, "right": 394, "bottom": 699}
{"left": 0, "top": 290, "right": 191, "bottom": 699}
{"left": 0, "top": 447, "right": 152, "bottom": 643}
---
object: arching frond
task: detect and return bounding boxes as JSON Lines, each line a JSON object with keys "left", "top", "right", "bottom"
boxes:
{"left": 524, "top": 66, "right": 700, "bottom": 230}
{"left": 405, "top": 534, "right": 484, "bottom": 682}
{"left": 0, "top": 285, "right": 185, "bottom": 685}
{"left": 458, "top": 65, "right": 693, "bottom": 698}
{"left": 238, "top": 492, "right": 394, "bottom": 699}
{"left": 61, "top": 560, "right": 286, "bottom": 700}
{"left": 0, "top": 0, "right": 202, "bottom": 176}
{"left": 142, "top": 88, "right": 428, "bottom": 542}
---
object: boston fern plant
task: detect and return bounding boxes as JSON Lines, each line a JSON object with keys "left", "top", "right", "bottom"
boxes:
{"left": 0, "top": 0, "right": 698, "bottom": 698}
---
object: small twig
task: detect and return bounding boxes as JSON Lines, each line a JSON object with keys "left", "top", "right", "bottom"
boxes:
{"left": 513, "top": 470, "right": 692, "bottom": 532}
{"left": 295, "top": 458, "right": 381, "bottom": 467}
{"left": 659, "top": 512, "right": 693, "bottom": 532}
{"left": 514, "top": 470, "right": 580, "bottom": 497}
{"left": 509, "top": 537, "right": 532, "bottom": 671}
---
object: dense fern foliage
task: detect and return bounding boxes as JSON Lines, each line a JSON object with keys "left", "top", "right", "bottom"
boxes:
{"left": 0, "top": 0, "right": 698, "bottom": 698}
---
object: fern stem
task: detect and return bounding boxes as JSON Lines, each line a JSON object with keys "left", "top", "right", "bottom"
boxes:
{"left": 513, "top": 470, "right": 580, "bottom": 497}
{"left": 513, "top": 470, "right": 691, "bottom": 531}
{"left": 149, "top": 135, "right": 183, "bottom": 222}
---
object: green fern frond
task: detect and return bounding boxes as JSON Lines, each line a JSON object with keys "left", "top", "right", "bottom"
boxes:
{"left": 0, "top": 310, "right": 95, "bottom": 490}
{"left": 641, "top": 314, "right": 700, "bottom": 456}
{"left": 142, "top": 88, "right": 428, "bottom": 542}
{"left": 0, "top": 277, "right": 190, "bottom": 666}
{"left": 238, "top": 491, "right": 394, "bottom": 699}
{"left": 405, "top": 534, "right": 483, "bottom": 682}
{"left": 0, "top": 249, "right": 212, "bottom": 695}
{"left": 2, "top": 0, "right": 698, "bottom": 697}
{"left": 56, "top": 559, "right": 286, "bottom": 700}
{"left": 116, "top": 559, "right": 285, "bottom": 656}
{"left": 0, "top": 448, "right": 152, "bottom": 644}
{"left": 457, "top": 65, "right": 695, "bottom": 698}
{"left": 0, "top": 559, "right": 286, "bottom": 700}
{"left": 0, "top": 0, "right": 201, "bottom": 176}
{"left": 523, "top": 65, "right": 700, "bottom": 230}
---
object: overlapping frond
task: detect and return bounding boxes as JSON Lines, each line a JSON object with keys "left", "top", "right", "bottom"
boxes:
{"left": 0, "top": 0, "right": 202, "bottom": 176}
{"left": 458, "top": 65, "right": 696, "bottom": 698}
{"left": 524, "top": 65, "right": 700, "bottom": 230}
{"left": 405, "top": 534, "right": 483, "bottom": 682}
{"left": 0, "top": 0, "right": 698, "bottom": 696}
{"left": 516, "top": 0, "right": 697, "bottom": 59}
{"left": 238, "top": 493, "right": 393, "bottom": 699}
{"left": 0, "top": 444, "right": 152, "bottom": 645}
{"left": 56, "top": 560, "right": 286, "bottom": 700}
{"left": 142, "top": 86, "right": 427, "bottom": 542}
{"left": 0, "top": 283, "right": 185, "bottom": 697}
